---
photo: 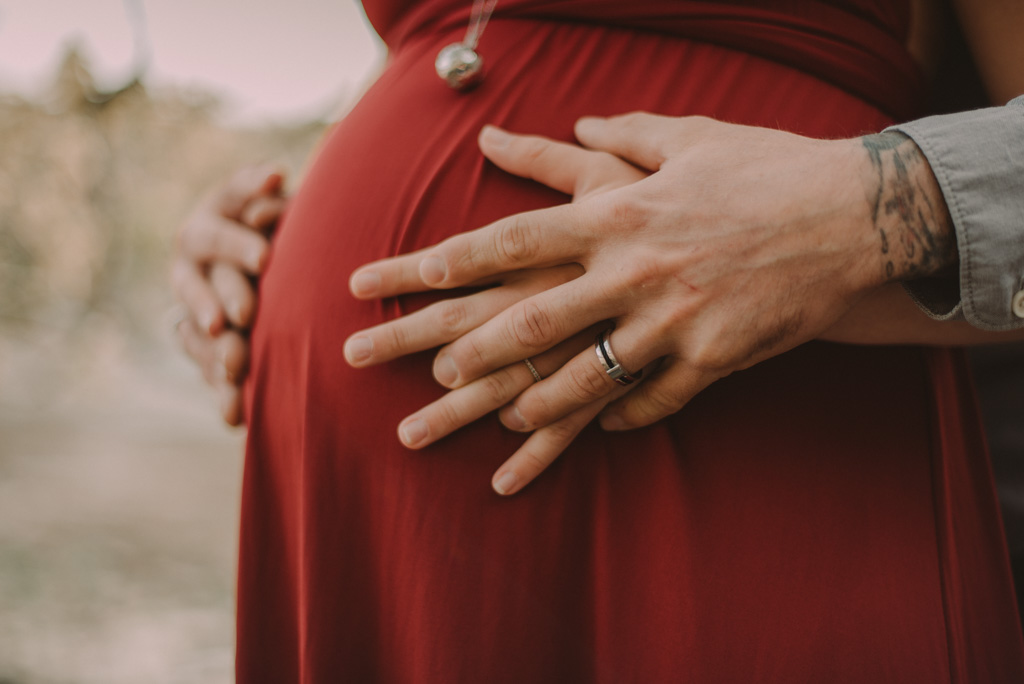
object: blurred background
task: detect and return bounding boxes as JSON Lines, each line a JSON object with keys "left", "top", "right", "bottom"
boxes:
{"left": 0, "top": 1, "right": 382, "bottom": 681}
{"left": 0, "top": 2, "right": 1022, "bottom": 683}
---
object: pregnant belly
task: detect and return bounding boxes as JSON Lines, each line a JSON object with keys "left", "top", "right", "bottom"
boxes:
{"left": 236, "top": 19, "right": 987, "bottom": 682}
{"left": 252, "top": 17, "right": 893, "bottom": 391}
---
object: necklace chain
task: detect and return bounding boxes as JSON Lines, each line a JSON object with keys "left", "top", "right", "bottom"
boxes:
{"left": 464, "top": 0, "right": 499, "bottom": 50}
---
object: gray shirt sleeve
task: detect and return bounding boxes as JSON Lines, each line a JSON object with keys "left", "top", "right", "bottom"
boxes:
{"left": 888, "top": 95, "right": 1024, "bottom": 331}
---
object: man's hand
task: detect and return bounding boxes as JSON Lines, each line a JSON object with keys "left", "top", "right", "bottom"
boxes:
{"left": 347, "top": 114, "right": 956, "bottom": 493}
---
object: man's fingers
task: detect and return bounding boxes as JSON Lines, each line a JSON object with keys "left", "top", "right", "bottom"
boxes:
{"left": 171, "top": 260, "right": 224, "bottom": 336}
{"left": 574, "top": 112, "right": 694, "bottom": 171}
{"left": 210, "top": 263, "right": 258, "bottom": 329}
{"left": 397, "top": 330, "right": 591, "bottom": 449}
{"left": 599, "top": 358, "right": 714, "bottom": 431}
{"left": 431, "top": 273, "right": 620, "bottom": 388}
{"left": 491, "top": 396, "right": 614, "bottom": 496}
{"left": 179, "top": 212, "right": 270, "bottom": 274}
{"left": 345, "top": 265, "right": 581, "bottom": 367}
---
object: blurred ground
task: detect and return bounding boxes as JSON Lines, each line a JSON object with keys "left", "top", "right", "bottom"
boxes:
{"left": 0, "top": 328, "right": 243, "bottom": 684}
{"left": 0, "top": 50, "right": 325, "bottom": 683}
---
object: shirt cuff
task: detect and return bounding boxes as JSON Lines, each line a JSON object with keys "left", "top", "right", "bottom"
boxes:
{"left": 887, "top": 95, "right": 1024, "bottom": 331}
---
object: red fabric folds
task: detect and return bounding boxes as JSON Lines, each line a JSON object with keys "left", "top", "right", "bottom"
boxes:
{"left": 238, "top": 2, "right": 1024, "bottom": 681}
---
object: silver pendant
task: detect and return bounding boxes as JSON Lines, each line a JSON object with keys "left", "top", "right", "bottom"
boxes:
{"left": 435, "top": 43, "right": 484, "bottom": 91}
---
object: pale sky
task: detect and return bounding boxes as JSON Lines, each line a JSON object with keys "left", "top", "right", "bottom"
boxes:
{"left": 0, "top": 0, "right": 386, "bottom": 123}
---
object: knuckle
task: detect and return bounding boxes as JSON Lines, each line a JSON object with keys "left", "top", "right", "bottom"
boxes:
{"left": 479, "top": 369, "right": 515, "bottom": 406}
{"left": 640, "top": 384, "right": 684, "bottom": 419}
{"left": 521, "top": 447, "right": 555, "bottom": 476}
{"left": 382, "top": 321, "right": 412, "bottom": 357}
{"left": 619, "top": 250, "right": 664, "bottom": 290}
{"left": 607, "top": 194, "right": 650, "bottom": 230}
{"left": 688, "top": 334, "right": 734, "bottom": 374}
{"left": 506, "top": 300, "right": 554, "bottom": 349}
{"left": 542, "top": 417, "right": 581, "bottom": 444}
{"left": 518, "top": 137, "right": 549, "bottom": 166}
{"left": 452, "top": 334, "right": 490, "bottom": 378}
{"left": 565, "top": 362, "right": 610, "bottom": 403}
{"left": 436, "top": 299, "right": 468, "bottom": 336}
{"left": 431, "top": 399, "right": 464, "bottom": 432}
{"left": 492, "top": 215, "right": 539, "bottom": 265}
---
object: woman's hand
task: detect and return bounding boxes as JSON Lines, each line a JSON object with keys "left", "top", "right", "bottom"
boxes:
{"left": 345, "top": 126, "right": 645, "bottom": 494}
{"left": 172, "top": 164, "right": 287, "bottom": 425}
{"left": 349, "top": 114, "right": 955, "bottom": 493}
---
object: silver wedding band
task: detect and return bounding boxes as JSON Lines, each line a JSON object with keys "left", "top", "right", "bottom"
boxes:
{"left": 595, "top": 327, "right": 641, "bottom": 386}
{"left": 523, "top": 357, "right": 542, "bottom": 383}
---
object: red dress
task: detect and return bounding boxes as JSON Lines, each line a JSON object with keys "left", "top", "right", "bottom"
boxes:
{"left": 240, "top": 1, "right": 1024, "bottom": 680}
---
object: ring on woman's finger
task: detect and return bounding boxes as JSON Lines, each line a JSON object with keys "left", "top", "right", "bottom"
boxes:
{"left": 523, "top": 357, "right": 542, "bottom": 383}
{"left": 595, "top": 327, "right": 642, "bottom": 386}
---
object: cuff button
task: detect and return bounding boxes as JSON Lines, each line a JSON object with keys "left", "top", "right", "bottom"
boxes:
{"left": 1013, "top": 290, "right": 1024, "bottom": 319}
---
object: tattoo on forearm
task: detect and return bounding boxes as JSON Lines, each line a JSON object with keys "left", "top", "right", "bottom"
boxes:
{"left": 861, "top": 131, "right": 956, "bottom": 282}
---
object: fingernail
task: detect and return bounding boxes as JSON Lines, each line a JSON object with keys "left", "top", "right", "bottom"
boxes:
{"left": 601, "top": 413, "right": 626, "bottom": 431}
{"left": 420, "top": 256, "right": 447, "bottom": 285}
{"left": 399, "top": 419, "right": 428, "bottom": 447}
{"left": 351, "top": 271, "right": 381, "bottom": 297}
{"left": 493, "top": 471, "right": 519, "bottom": 496}
{"left": 575, "top": 116, "right": 604, "bottom": 137}
{"left": 434, "top": 354, "right": 459, "bottom": 386}
{"left": 345, "top": 336, "right": 374, "bottom": 364}
{"left": 502, "top": 405, "right": 526, "bottom": 431}
{"left": 480, "top": 125, "right": 510, "bottom": 148}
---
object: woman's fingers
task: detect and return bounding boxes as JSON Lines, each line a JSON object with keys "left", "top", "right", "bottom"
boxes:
{"left": 177, "top": 318, "right": 250, "bottom": 387}
{"left": 349, "top": 202, "right": 587, "bottom": 299}
{"left": 397, "top": 329, "right": 594, "bottom": 449}
{"left": 210, "top": 262, "right": 258, "bottom": 329}
{"left": 241, "top": 194, "right": 288, "bottom": 235}
{"left": 218, "top": 383, "right": 246, "bottom": 427}
{"left": 178, "top": 212, "right": 270, "bottom": 274}
{"left": 598, "top": 357, "right": 714, "bottom": 431}
{"left": 216, "top": 163, "right": 284, "bottom": 216}
{"left": 345, "top": 265, "right": 583, "bottom": 367}
{"left": 430, "top": 272, "right": 621, "bottom": 388}
{"left": 497, "top": 322, "right": 658, "bottom": 431}
{"left": 574, "top": 112, "right": 691, "bottom": 171}
{"left": 478, "top": 126, "right": 644, "bottom": 200}
{"left": 171, "top": 259, "right": 224, "bottom": 335}
{"left": 491, "top": 382, "right": 632, "bottom": 496}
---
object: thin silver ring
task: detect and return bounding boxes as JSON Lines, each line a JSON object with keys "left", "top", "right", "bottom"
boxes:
{"left": 523, "top": 358, "right": 542, "bottom": 383}
{"left": 595, "top": 328, "right": 641, "bottom": 386}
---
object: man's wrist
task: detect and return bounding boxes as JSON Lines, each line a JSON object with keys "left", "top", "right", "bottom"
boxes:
{"left": 857, "top": 131, "right": 958, "bottom": 285}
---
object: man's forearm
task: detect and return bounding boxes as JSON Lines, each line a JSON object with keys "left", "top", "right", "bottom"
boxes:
{"left": 860, "top": 131, "right": 958, "bottom": 283}
{"left": 887, "top": 97, "right": 1024, "bottom": 330}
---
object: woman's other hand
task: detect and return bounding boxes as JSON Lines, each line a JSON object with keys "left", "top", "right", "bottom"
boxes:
{"left": 172, "top": 164, "right": 287, "bottom": 425}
